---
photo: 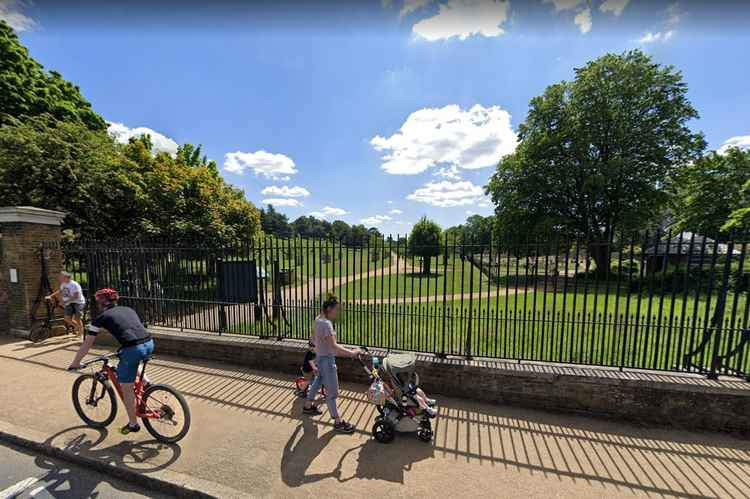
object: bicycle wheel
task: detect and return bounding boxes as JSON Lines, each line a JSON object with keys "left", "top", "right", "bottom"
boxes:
{"left": 28, "top": 321, "right": 51, "bottom": 343}
{"left": 72, "top": 374, "right": 117, "bottom": 428}
{"left": 140, "top": 384, "right": 191, "bottom": 443}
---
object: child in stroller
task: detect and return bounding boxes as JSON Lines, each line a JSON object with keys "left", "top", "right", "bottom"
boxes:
{"left": 358, "top": 347, "right": 438, "bottom": 443}
{"left": 294, "top": 342, "right": 326, "bottom": 399}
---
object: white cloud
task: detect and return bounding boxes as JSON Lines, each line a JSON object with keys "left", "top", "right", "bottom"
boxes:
{"left": 412, "top": 0, "right": 510, "bottom": 41}
{"left": 107, "top": 122, "right": 179, "bottom": 156}
{"left": 0, "top": 0, "right": 34, "bottom": 32}
{"left": 400, "top": 0, "right": 431, "bottom": 17}
{"left": 361, "top": 214, "right": 393, "bottom": 226}
{"left": 223, "top": 150, "right": 297, "bottom": 180}
{"left": 466, "top": 210, "right": 476, "bottom": 215}
{"left": 543, "top": 0, "right": 584, "bottom": 11}
{"left": 719, "top": 135, "right": 750, "bottom": 154}
{"left": 599, "top": 0, "right": 629, "bottom": 16}
{"left": 407, "top": 180, "right": 486, "bottom": 207}
{"left": 371, "top": 104, "right": 517, "bottom": 175}
{"left": 309, "top": 206, "right": 348, "bottom": 219}
{"left": 637, "top": 30, "right": 673, "bottom": 44}
{"left": 433, "top": 165, "right": 462, "bottom": 180}
{"left": 260, "top": 185, "right": 310, "bottom": 198}
{"left": 389, "top": 209, "right": 404, "bottom": 214}
{"left": 261, "top": 198, "right": 303, "bottom": 207}
{"left": 637, "top": 2, "right": 681, "bottom": 44}
{"left": 574, "top": 7, "right": 592, "bottom": 33}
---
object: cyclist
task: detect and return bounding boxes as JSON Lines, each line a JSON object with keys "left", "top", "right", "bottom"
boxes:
{"left": 68, "top": 288, "right": 154, "bottom": 436}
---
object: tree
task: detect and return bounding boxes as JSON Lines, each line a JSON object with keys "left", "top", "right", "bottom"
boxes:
{"left": 463, "top": 215, "right": 494, "bottom": 250}
{"left": 673, "top": 147, "right": 750, "bottom": 238}
{"left": 0, "top": 115, "right": 142, "bottom": 239}
{"left": 486, "top": 50, "right": 705, "bottom": 273}
{"left": 0, "top": 22, "right": 105, "bottom": 130}
{"left": 261, "top": 204, "right": 293, "bottom": 238}
{"left": 330, "top": 220, "right": 351, "bottom": 242}
{"left": 409, "top": 217, "right": 442, "bottom": 275}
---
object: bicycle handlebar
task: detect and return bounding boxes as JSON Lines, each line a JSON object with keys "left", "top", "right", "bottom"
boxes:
{"left": 70, "top": 352, "right": 119, "bottom": 370}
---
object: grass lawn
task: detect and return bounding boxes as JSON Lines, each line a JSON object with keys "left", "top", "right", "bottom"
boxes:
{"left": 330, "top": 258, "right": 494, "bottom": 299}
{"left": 229, "top": 288, "right": 750, "bottom": 375}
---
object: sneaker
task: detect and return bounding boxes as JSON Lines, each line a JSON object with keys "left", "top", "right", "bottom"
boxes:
{"left": 425, "top": 398, "right": 437, "bottom": 407}
{"left": 303, "top": 405, "right": 323, "bottom": 416}
{"left": 119, "top": 423, "right": 140, "bottom": 435}
{"left": 334, "top": 420, "right": 355, "bottom": 433}
{"left": 425, "top": 407, "right": 438, "bottom": 419}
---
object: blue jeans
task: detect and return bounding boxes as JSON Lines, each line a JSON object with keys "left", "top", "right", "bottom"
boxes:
{"left": 117, "top": 340, "right": 154, "bottom": 383}
{"left": 306, "top": 355, "right": 339, "bottom": 420}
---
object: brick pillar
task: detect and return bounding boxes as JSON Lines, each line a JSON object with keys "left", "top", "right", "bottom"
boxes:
{"left": 0, "top": 207, "right": 65, "bottom": 335}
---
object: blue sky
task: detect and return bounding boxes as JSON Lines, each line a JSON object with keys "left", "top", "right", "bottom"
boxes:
{"left": 3, "top": 0, "right": 750, "bottom": 235}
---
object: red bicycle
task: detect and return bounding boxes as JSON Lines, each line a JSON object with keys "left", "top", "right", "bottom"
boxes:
{"left": 70, "top": 353, "right": 191, "bottom": 443}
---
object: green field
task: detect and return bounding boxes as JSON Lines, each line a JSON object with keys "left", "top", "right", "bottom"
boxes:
{"left": 330, "top": 258, "right": 494, "bottom": 299}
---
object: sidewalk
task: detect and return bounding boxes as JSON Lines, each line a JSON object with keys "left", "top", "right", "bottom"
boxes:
{"left": 1, "top": 335, "right": 749, "bottom": 498}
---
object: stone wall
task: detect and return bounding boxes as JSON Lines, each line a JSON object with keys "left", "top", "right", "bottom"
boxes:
{"left": 0, "top": 207, "right": 65, "bottom": 335}
{"left": 149, "top": 329, "right": 750, "bottom": 435}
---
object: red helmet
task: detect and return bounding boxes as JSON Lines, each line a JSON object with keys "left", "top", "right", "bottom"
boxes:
{"left": 94, "top": 288, "right": 119, "bottom": 303}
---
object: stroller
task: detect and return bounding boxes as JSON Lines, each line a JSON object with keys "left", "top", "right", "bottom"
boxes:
{"left": 358, "top": 347, "right": 435, "bottom": 443}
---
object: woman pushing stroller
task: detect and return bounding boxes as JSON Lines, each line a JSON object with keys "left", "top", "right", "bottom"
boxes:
{"left": 302, "top": 294, "right": 365, "bottom": 433}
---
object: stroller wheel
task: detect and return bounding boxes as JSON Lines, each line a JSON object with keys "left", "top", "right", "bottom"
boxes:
{"left": 372, "top": 420, "right": 396, "bottom": 444}
{"left": 417, "top": 427, "right": 433, "bottom": 442}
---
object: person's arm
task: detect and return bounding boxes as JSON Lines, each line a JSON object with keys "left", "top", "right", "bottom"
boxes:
{"left": 309, "top": 359, "right": 318, "bottom": 372}
{"left": 319, "top": 332, "right": 359, "bottom": 358}
{"left": 71, "top": 283, "right": 82, "bottom": 302}
{"left": 45, "top": 289, "right": 61, "bottom": 302}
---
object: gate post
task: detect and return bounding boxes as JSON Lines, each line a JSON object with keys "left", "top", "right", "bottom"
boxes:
{"left": 0, "top": 206, "right": 65, "bottom": 336}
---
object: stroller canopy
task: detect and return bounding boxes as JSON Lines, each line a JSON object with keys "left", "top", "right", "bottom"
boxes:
{"left": 383, "top": 352, "right": 416, "bottom": 378}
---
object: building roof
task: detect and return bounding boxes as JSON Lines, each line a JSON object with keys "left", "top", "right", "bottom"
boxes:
{"left": 644, "top": 231, "right": 741, "bottom": 255}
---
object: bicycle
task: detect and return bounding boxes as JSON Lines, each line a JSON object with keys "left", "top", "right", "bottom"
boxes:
{"left": 29, "top": 297, "right": 81, "bottom": 343}
{"left": 69, "top": 352, "right": 191, "bottom": 443}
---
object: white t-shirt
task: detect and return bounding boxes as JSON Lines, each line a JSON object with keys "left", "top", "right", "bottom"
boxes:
{"left": 312, "top": 316, "right": 336, "bottom": 357}
{"left": 60, "top": 281, "right": 85, "bottom": 305}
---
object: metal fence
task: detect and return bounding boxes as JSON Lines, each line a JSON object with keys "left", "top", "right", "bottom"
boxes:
{"left": 58, "top": 231, "right": 750, "bottom": 380}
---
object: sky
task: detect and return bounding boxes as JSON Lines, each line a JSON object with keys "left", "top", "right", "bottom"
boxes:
{"left": 3, "top": 0, "right": 750, "bottom": 235}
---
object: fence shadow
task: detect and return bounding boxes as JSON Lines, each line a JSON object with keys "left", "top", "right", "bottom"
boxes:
{"left": 4, "top": 338, "right": 749, "bottom": 498}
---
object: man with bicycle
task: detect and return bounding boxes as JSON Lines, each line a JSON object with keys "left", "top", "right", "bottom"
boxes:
{"left": 45, "top": 271, "right": 85, "bottom": 337}
{"left": 68, "top": 288, "right": 154, "bottom": 436}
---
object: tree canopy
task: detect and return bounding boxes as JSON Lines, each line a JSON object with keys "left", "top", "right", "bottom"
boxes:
{"left": 0, "top": 116, "right": 261, "bottom": 244}
{"left": 409, "top": 217, "right": 442, "bottom": 275}
{"left": 486, "top": 49, "right": 705, "bottom": 271}
{"left": 672, "top": 147, "right": 750, "bottom": 238}
{"left": 0, "top": 21, "right": 105, "bottom": 130}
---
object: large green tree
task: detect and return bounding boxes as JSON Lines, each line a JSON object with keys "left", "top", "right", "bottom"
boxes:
{"left": 409, "top": 217, "right": 442, "bottom": 275}
{"left": 672, "top": 147, "right": 750, "bottom": 237}
{"left": 0, "top": 21, "right": 105, "bottom": 130}
{"left": 486, "top": 50, "right": 705, "bottom": 272}
{"left": 260, "top": 204, "right": 293, "bottom": 238}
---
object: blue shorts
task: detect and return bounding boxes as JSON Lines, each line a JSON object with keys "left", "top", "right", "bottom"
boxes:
{"left": 117, "top": 339, "right": 154, "bottom": 383}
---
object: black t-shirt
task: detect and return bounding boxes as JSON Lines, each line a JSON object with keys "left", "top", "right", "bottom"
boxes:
{"left": 87, "top": 305, "right": 151, "bottom": 347}
{"left": 302, "top": 350, "right": 316, "bottom": 373}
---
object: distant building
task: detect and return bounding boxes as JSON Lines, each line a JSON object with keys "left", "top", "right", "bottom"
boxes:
{"left": 643, "top": 232, "right": 740, "bottom": 273}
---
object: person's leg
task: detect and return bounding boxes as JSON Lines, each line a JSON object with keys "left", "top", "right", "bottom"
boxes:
{"left": 63, "top": 314, "right": 74, "bottom": 332}
{"left": 319, "top": 359, "right": 340, "bottom": 422}
{"left": 72, "top": 312, "right": 84, "bottom": 336}
{"left": 121, "top": 381, "right": 139, "bottom": 426}
{"left": 303, "top": 367, "right": 324, "bottom": 410}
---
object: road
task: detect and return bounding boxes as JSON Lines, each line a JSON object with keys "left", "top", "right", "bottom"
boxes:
{"left": 0, "top": 441, "right": 172, "bottom": 499}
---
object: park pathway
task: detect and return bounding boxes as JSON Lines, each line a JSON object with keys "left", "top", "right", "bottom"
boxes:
{"left": 2, "top": 335, "right": 749, "bottom": 498}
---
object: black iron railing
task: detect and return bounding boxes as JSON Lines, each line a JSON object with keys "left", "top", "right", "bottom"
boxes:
{"left": 55, "top": 231, "right": 750, "bottom": 380}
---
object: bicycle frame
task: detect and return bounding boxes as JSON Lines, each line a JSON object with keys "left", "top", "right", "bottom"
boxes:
{"left": 87, "top": 355, "right": 161, "bottom": 420}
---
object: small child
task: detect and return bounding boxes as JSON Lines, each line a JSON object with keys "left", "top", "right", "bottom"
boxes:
{"left": 408, "top": 384, "right": 437, "bottom": 418}
{"left": 298, "top": 341, "right": 318, "bottom": 393}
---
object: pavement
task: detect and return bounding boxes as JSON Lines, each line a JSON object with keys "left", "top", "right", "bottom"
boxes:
{"left": 1, "top": 335, "right": 750, "bottom": 498}
{"left": 0, "top": 440, "right": 171, "bottom": 498}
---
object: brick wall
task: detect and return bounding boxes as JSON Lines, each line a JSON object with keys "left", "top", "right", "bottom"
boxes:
{"left": 0, "top": 222, "right": 62, "bottom": 332}
{"left": 148, "top": 329, "right": 750, "bottom": 435}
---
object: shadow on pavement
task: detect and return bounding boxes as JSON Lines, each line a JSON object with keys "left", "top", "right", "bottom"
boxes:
{"left": 4, "top": 336, "right": 750, "bottom": 498}
{"left": 43, "top": 425, "right": 182, "bottom": 473}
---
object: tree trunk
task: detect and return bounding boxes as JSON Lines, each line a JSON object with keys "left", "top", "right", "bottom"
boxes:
{"left": 588, "top": 240, "right": 611, "bottom": 276}
{"left": 423, "top": 256, "right": 432, "bottom": 276}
